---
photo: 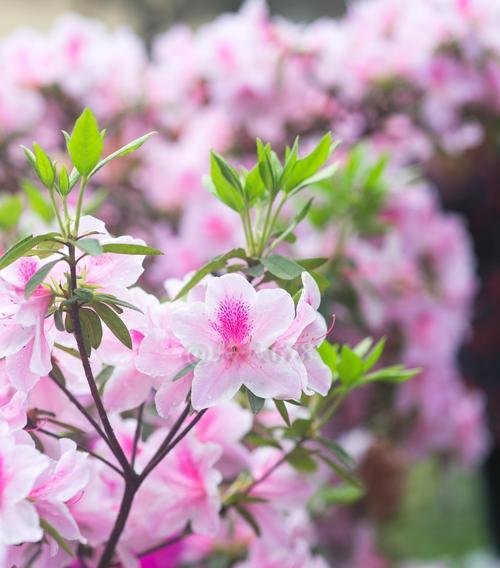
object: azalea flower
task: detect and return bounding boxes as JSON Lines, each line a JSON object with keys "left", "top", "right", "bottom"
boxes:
{"left": 169, "top": 273, "right": 302, "bottom": 410}
{"left": 0, "top": 425, "right": 49, "bottom": 545}
{"left": 0, "top": 256, "right": 54, "bottom": 392}
{"left": 274, "top": 272, "right": 333, "bottom": 397}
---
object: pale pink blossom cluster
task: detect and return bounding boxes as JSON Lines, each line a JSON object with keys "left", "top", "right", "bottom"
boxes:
{"left": 0, "top": 0, "right": 488, "bottom": 474}
{"left": 0, "top": 2, "right": 494, "bottom": 564}
{"left": 0, "top": 216, "right": 332, "bottom": 566}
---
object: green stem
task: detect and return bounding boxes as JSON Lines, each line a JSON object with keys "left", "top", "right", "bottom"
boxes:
{"left": 258, "top": 197, "right": 275, "bottom": 256}
{"left": 49, "top": 187, "right": 66, "bottom": 237}
{"left": 73, "top": 176, "right": 88, "bottom": 236}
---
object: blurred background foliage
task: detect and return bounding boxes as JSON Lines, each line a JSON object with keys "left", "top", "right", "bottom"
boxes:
{"left": 0, "top": 0, "right": 346, "bottom": 40}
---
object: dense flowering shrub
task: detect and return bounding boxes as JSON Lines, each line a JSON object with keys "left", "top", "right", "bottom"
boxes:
{"left": 0, "top": 0, "right": 495, "bottom": 564}
{"left": 0, "top": 109, "right": 418, "bottom": 566}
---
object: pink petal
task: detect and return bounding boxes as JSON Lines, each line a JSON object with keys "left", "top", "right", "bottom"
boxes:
{"left": 303, "top": 350, "right": 332, "bottom": 396}
{"left": 252, "top": 289, "right": 295, "bottom": 350}
{"left": 240, "top": 351, "right": 302, "bottom": 400}
{"left": 205, "top": 273, "right": 256, "bottom": 315}
{"left": 155, "top": 376, "right": 192, "bottom": 419}
{"left": 103, "top": 367, "right": 153, "bottom": 413}
{"left": 170, "top": 303, "right": 219, "bottom": 359}
{"left": 191, "top": 359, "right": 243, "bottom": 410}
{"left": 0, "top": 501, "right": 42, "bottom": 545}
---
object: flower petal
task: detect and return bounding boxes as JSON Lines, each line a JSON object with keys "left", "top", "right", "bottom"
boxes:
{"left": 252, "top": 288, "right": 295, "bottom": 350}
{"left": 191, "top": 359, "right": 243, "bottom": 410}
{"left": 241, "top": 351, "right": 302, "bottom": 400}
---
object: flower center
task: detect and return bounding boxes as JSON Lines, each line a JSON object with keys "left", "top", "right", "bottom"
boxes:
{"left": 210, "top": 296, "right": 253, "bottom": 357}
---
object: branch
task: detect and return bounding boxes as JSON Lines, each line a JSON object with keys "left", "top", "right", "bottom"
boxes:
{"left": 37, "top": 428, "right": 124, "bottom": 477}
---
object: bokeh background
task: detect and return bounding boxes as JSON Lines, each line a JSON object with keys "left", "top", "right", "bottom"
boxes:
{"left": 1, "top": 0, "right": 499, "bottom": 566}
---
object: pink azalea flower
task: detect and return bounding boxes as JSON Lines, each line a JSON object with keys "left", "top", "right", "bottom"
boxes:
{"left": 135, "top": 300, "right": 195, "bottom": 419}
{"left": 169, "top": 273, "right": 301, "bottom": 410}
{"left": 0, "top": 256, "right": 54, "bottom": 392}
{"left": 131, "top": 436, "right": 223, "bottom": 543}
{"left": 0, "top": 425, "right": 49, "bottom": 545}
{"left": 274, "top": 272, "right": 333, "bottom": 396}
{"left": 29, "top": 438, "right": 90, "bottom": 555}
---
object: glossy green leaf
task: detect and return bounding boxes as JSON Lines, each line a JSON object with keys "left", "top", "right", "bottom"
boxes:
{"left": 287, "top": 446, "right": 318, "bottom": 473}
{"left": 274, "top": 399, "right": 291, "bottom": 427}
{"left": 58, "top": 165, "right": 70, "bottom": 196}
{"left": 67, "top": 108, "right": 103, "bottom": 176}
{"left": 209, "top": 152, "right": 245, "bottom": 212}
{"left": 0, "top": 233, "right": 59, "bottom": 270}
{"left": 24, "top": 259, "right": 60, "bottom": 299}
{"left": 92, "top": 302, "right": 132, "bottom": 349}
{"left": 74, "top": 238, "right": 103, "bottom": 256}
{"left": 40, "top": 518, "right": 74, "bottom": 558}
{"left": 283, "top": 133, "right": 333, "bottom": 193}
{"left": 262, "top": 254, "right": 304, "bottom": 280}
{"left": 247, "top": 389, "right": 265, "bottom": 414}
{"left": 89, "top": 132, "right": 156, "bottom": 177}
{"left": 101, "top": 243, "right": 163, "bottom": 255}
{"left": 33, "top": 143, "right": 55, "bottom": 188}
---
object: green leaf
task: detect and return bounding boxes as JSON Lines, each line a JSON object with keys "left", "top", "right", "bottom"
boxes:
{"left": 80, "top": 308, "right": 103, "bottom": 351}
{"left": 256, "top": 139, "right": 276, "bottom": 193}
{"left": 92, "top": 293, "right": 143, "bottom": 313}
{"left": 58, "top": 165, "right": 70, "bottom": 196}
{"left": 172, "top": 362, "right": 197, "bottom": 382}
{"left": 22, "top": 180, "right": 53, "bottom": 222}
{"left": 360, "top": 366, "right": 420, "bottom": 385}
{"left": 40, "top": 518, "right": 75, "bottom": 558}
{"left": 318, "top": 341, "right": 338, "bottom": 374}
{"left": 173, "top": 248, "right": 247, "bottom": 300}
{"left": 337, "top": 345, "right": 364, "bottom": 386}
{"left": 245, "top": 432, "right": 282, "bottom": 450}
{"left": 247, "top": 389, "right": 265, "bottom": 414}
{"left": 33, "top": 143, "right": 55, "bottom": 188}
{"left": 209, "top": 152, "right": 244, "bottom": 212}
{"left": 54, "top": 307, "right": 65, "bottom": 332}
{"left": 262, "top": 254, "right": 304, "bottom": 280}
{"left": 318, "top": 439, "right": 355, "bottom": 469}
{"left": 317, "top": 484, "right": 365, "bottom": 505}
{"left": 362, "top": 337, "right": 386, "bottom": 371}
{"left": 67, "top": 108, "right": 103, "bottom": 176}
{"left": 50, "top": 360, "right": 66, "bottom": 386}
{"left": 65, "top": 312, "right": 74, "bottom": 333}
{"left": 317, "top": 453, "right": 362, "bottom": 487}
{"left": 73, "top": 238, "right": 103, "bottom": 256}
{"left": 283, "top": 133, "right": 334, "bottom": 193}
{"left": 289, "top": 163, "right": 338, "bottom": 194}
{"left": 274, "top": 399, "right": 291, "bottom": 427}
{"left": 89, "top": 132, "right": 156, "bottom": 177}
{"left": 0, "top": 195, "right": 22, "bottom": 230}
{"left": 287, "top": 446, "right": 318, "bottom": 473}
{"left": 243, "top": 163, "right": 266, "bottom": 203}
{"left": 21, "top": 145, "right": 36, "bottom": 168}
{"left": 296, "top": 257, "right": 328, "bottom": 271}
{"left": 101, "top": 243, "right": 163, "bottom": 255}
{"left": 234, "top": 504, "right": 261, "bottom": 537}
{"left": 92, "top": 302, "right": 132, "bottom": 349}
{"left": 353, "top": 337, "right": 374, "bottom": 358}
{"left": 24, "top": 259, "right": 60, "bottom": 299}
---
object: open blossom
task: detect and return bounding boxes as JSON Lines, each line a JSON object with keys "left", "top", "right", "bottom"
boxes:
{"left": 274, "top": 272, "right": 332, "bottom": 397}
{"left": 169, "top": 273, "right": 302, "bottom": 410}
{"left": 129, "top": 435, "right": 223, "bottom": 547}
{"left": 0, "top": 256, "right": 54, "bottom": 392}
{"left": 0, "top": 425, "right": 49, "bottom": 545}
{"left": 235, "top": 537, "right": 329, "bottom": 568}
{"left": 135, "top": 298, "right": 195, "bottom": 419}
